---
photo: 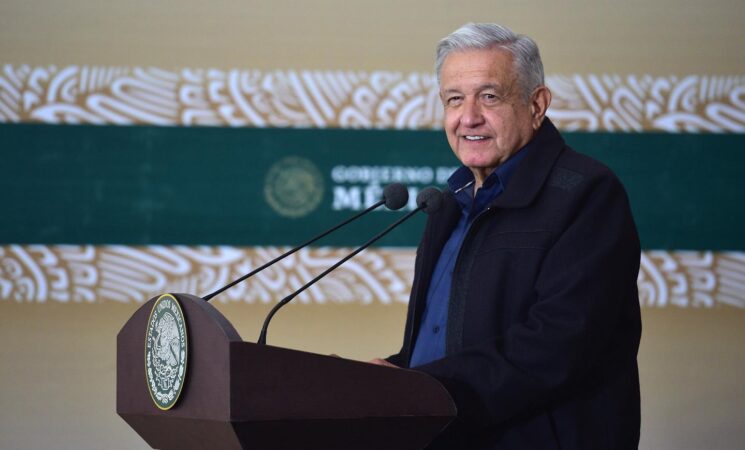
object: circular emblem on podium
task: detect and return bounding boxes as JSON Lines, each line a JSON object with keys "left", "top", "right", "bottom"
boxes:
{"left": 145, "top": 294, "right": 188, "bottom": 410}
{"left": 264, "top": 156, "right": 324, "bottom": 218}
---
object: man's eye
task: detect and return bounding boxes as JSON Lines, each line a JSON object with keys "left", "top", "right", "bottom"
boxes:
{"left": 447, "top": 96, "right": 462, "bottom": 105}
{"left": 483, "top": 93, "right": 499, "bottom": 101}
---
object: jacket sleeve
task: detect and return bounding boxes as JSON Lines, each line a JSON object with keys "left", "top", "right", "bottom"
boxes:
{"left": 385, "top": 348, "right": 406, "bottom": 367}
{"left": 414, "top": 170, "right": 641, "bottom": 426}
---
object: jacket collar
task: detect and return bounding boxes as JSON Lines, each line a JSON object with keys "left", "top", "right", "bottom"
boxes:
{"left": 491, "top": 118, "right": 566, "bottom": 208}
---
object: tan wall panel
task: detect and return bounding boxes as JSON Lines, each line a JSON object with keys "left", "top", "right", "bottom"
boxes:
{"left": 0, "top": 302, "right": 744, "bottom": 449}
{"left": 1, "top": 0, "right": 744, "bottom": 74}
{"left": 638, "top": 309, "right": 745, "bottom": 449}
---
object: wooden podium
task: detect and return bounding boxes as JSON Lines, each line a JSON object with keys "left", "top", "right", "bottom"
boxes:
{"left": 117, "top": 293, "right": 456, "bottom": 449}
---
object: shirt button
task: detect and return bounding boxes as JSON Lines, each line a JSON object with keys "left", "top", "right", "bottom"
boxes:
{"left": 433, "top": 326, "right": 440, "bottom": 333}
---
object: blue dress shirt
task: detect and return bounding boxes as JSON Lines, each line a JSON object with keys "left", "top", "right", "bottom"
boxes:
{"left": 409, "top": 148, "right": 529, "bottom": 367}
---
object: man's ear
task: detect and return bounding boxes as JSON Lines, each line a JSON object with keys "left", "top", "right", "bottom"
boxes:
{"left": 530, "top": 86, "right": 552, "bottom": 130}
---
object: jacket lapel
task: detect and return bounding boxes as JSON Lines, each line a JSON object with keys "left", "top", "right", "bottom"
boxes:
{"left": 492, "top": 118, "right": 566, "bottom": 209}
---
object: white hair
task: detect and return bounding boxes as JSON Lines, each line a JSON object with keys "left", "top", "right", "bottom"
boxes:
{"left": 435, "top": 23, "right": 545, "bottom": 101}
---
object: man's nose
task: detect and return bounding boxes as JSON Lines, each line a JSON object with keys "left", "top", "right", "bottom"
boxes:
{"left": 461, "top": 98, "right": 485, "bottom": 127}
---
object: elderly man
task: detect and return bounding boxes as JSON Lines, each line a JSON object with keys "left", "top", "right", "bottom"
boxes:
{"left": 372, "top": 23, "right": 641, "bottom": 449}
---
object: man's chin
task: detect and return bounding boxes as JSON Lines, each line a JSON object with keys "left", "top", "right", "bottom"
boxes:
{"left": 460, "top": 156, "right": 501, "bottom": 170}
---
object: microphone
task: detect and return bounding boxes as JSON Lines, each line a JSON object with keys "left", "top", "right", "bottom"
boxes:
{"left": 257, "top": 186, "right": 443, "bottom": 345}
{"left": 202, "top": 183, "right": 409, "bottom": 302}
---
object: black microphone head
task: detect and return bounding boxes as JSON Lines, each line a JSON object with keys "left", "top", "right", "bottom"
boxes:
{"left": 416, "top": 187, "right": 443, "bottom": 214}
{"left": 383, "top": 183, "right": 409, "bottom": 210}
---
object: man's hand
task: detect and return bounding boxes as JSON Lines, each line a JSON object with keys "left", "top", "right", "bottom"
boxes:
{"left": 368, "top": 358, "right": 399, "bottom": 368}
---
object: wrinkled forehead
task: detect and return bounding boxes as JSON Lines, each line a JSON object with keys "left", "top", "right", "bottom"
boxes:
{"left": 438, "top": 47, "right": 519, "bottom": 90}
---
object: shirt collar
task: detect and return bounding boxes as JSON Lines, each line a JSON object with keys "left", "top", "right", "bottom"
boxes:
{"left": 447, "top": 141, "right": 532, "bottom": 202}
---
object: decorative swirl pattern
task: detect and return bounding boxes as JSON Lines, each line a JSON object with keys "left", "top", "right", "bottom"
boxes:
{"left": 1, "top": 245, "right": 743, "bottom": 308}
{"left": 2, "top": 64, "right": 744, "bottom": 132}
{"left": 0, "top": 245, "right": 415, "bottom": 305}
{"left": 548, "top": 74, "right": 745, "bottom": 132}
{"left": 637, "top": 251, "right": 745, "bottom": 308}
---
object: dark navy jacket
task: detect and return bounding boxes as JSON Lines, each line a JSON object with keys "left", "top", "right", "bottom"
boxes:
{"left": 388, "top": 119, "right": 641, "bottom": 450}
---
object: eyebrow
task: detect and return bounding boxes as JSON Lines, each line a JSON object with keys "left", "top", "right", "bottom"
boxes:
{"left": 441, "top": 83, "right": 508, "bottom": 96}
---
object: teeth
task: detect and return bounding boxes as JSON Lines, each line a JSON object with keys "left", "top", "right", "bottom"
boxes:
{"left": 465, "top": 136, "right": 486, "bottom": 141}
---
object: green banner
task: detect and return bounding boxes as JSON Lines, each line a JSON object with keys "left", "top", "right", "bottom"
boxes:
{"left": 2, "top": 123, "right": 744, "bottom": 249}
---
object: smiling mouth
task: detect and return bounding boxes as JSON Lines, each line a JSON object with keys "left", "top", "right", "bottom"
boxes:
{"left": 463, "top": 135, "right": 488, "bottom": 141}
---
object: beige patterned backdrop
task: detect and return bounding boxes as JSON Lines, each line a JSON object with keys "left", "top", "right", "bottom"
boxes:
{"left": 2, "top": 63, "right": 745, "bottom": 309}
{"left": 2, "top": 64, "right": 744, "bottom": 131}
{"left": 2, "top": 63, "right": 743, "bottom": 311}
{"left": 2, "top": 245, "right": 745, "bottom": 310}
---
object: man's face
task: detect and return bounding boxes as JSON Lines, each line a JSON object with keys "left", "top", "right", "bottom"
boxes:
{"left": 439, "top": 48, "right": 542, "bottom": 183}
